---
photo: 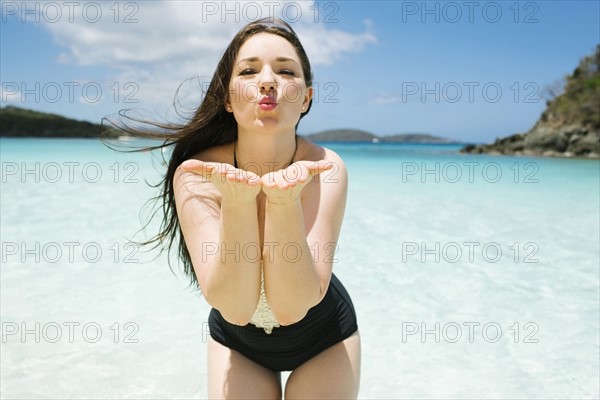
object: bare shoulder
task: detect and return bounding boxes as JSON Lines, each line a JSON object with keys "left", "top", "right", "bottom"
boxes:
{"left": 298, "top": 136, "right": 345, "bottom": 165}
{"left": 173, "top": 143, "right": 233, "bottom": 203}
{"left": 189, "top": 142, "right": 234, "bottom": 164}
{"left": 173, "top": 143, "right": 233, "bottom": 184}
{"left": 300, "top": 138, "right": 348, "bottom": 250}
{"left": 298, "top": 137, "right": 347, "bottom": 182}
{"left": 298, "top": 138, "right": 346, "bottom": 175}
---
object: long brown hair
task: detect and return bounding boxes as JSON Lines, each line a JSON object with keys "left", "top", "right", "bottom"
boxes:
{"left": 102, "top": 18, "right": 314, "bottom": 292}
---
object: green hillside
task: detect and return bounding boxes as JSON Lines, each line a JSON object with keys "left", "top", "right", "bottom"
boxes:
{"left": 0, "top": 106, "right": 114, "bottom": 138}
{"left": 462, "top": 45, "right": 600, "bottom": 158}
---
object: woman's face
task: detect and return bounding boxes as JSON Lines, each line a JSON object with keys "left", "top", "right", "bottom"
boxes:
{"left": 227, "top": 33, "right": 312, "bottom": 133}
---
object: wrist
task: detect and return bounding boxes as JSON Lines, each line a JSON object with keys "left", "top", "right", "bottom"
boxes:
{"left": 265, "top": 195, "right": 301, "bottom": 207}
{"left": 221, "top": 195, "right": 258, "bottom": 209}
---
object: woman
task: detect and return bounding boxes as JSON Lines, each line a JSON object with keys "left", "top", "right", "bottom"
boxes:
{"left": 109, "top": 18, "right": 360, "bottom": 398}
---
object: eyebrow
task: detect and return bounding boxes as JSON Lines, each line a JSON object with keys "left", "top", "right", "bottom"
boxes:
{"left": 237, "top": 57, "right": 299, "bottom": 65}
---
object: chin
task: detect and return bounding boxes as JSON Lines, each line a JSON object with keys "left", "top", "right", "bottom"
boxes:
{"left": 252, "top": 118, "right": 285, "bottom": 131}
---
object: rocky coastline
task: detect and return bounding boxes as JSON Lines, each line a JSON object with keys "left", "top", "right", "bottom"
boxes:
{"left": 462, "top": 45, "right": 599, "bottom": 159}
{"left": 461, "top": 123, "right": 599, "bottom": 159}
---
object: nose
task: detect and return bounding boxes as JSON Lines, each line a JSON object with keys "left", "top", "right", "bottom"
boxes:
{"left": 258, "top": 67, "right": 278, "bottom": 93}
{"left": 259, "top": 80, "right": 278, "bottom": 93}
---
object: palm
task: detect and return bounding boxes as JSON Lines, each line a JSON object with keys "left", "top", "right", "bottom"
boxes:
{"left": 260, "top": 160, "right": 333, "bottom": 204}
{"left": 180, "top": 159, "right": 262, "bottom": 201}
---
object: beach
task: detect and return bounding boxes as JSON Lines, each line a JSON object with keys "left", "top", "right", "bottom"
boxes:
{"left": 1, "top": 138, "right": 599, "bottom": 398}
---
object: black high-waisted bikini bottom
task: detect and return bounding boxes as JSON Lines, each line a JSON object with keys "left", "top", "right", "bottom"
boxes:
{"left": 208, "top": 273, "right": 358, "bottom": 372}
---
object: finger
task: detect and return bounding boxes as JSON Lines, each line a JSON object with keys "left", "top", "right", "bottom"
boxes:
{"left": 239, "top": 169, "right": 261, "bottom": 185}
{"left": 180, "top": 159, "right": 215, "bottom": 176}
{"left": 270, "top": 172, "right": 287, "bottom": 189}
{"left": 223, "top": 168, "right": 262, "bottom": 186}
{"left": 216, "top": 163, "right": 236, "bottom": 176}
{"left": 284, "top": 163, "right": 309, "bottom": 185}
{"left": 224, "top": 168, "right": 244, "bottom": 183}
{"left": 307, "top": 161, "right": 334, "bottom": 176}
{"left": 246, "top": 172, "right": 262, "bottom": 186}
{"left": 277, "top": 174, "right": 292, "bottom": 189}
{"left": 261, "top": 172, "right": 281, "bottom": 189}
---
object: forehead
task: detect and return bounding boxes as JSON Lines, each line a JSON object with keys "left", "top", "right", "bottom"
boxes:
{"left": 236, "top": 33, "right": 300, "bottom": 62}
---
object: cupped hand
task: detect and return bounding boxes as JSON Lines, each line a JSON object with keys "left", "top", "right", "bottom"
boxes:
{"left": 180, "top": 159, "right": 262, "bottom": 203}
{"left": 260, "top": 160, "right": 333, "bottom": 204}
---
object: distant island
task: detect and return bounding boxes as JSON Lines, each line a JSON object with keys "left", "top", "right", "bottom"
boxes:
{"left": 0, "top": 106, "right": 116, "bottom": 138}
{"left": 302, "top": 129, "right": 462, "bottom": 143}
{"left": 461, "top": 45, "right": 600, "bottom": 159}
{"left": 0, "top": 106, "right": 462, "bottom": 144}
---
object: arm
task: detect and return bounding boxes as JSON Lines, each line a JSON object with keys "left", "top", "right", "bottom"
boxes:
{"left": 174, "top": 161, "right": 262, "bottom": 325}
{"left": 261, "top": 152, "right": 348, "bottom": 325}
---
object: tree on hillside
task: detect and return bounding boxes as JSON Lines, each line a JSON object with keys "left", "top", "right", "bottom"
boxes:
{"left": 542, "top": 44, "right": 600, "bottom": 129}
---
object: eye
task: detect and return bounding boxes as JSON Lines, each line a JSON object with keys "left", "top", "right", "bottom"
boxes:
{"left": 239, "top": 69, "right": 256, "bottom": 76}
{"left": 279, "top": 69, "right": 296, "bottom": 76}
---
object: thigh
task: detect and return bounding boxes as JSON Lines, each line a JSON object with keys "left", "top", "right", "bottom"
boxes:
{"left": 284, "top": 330, "right": 361, "bottom": 399}
{"left": 207, "top": 337, "right": 282, "bottom": 399}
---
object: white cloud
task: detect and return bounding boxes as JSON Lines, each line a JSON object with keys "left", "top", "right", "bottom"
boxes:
{"left": 1, "top": 85, "right": 23, "bottom": 105}
{"left": 369, "top": 94, "right": 401, "bottom": 104}
{"left": 297, "top": 23, "right": 376, "bottom": 65}
{"left": 33, "top": 0, "right": 376, "bottom": 111}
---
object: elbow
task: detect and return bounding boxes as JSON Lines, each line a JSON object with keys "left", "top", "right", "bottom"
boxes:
{"left": 275, "top": 309, "right": 309, "bottom": 326}
{"left": 203, "top": 288, "right": 255, "bottom": 326}
{"left": 211, "top": 300, "right": 254, "bottom": 326}
{"left": 220, "top": 311, "right": 252, "bottom": 327}
{"left": 275, "top": 288, "right": 324, "bottom": 326}
{"left": 273, "top": 299, "right": 318, "bottom": 326}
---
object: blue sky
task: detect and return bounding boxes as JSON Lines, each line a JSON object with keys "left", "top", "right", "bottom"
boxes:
{"left": 1, "top": 0, "right": 598, "bottom": 143}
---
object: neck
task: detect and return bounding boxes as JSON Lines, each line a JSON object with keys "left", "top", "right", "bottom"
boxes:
{"left": 235, "top": 130, "right": 297, "bottom": 175}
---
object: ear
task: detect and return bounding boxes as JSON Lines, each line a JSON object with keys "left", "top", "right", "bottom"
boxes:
{"left": 224, "top": 101, "right": 233, "bottom": 113}
{"left": 302, "top": 87, "right": 313, "bottom": 111}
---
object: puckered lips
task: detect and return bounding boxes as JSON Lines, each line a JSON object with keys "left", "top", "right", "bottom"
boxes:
{"left": 258, "top": 95, "right": 277, "bottom": 111}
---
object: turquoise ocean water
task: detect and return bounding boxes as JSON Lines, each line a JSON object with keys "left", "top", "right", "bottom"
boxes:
{"left": 1, "top": 138, "right": 599, "bottom": 398}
